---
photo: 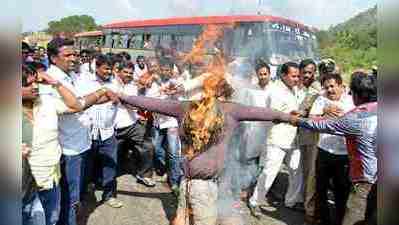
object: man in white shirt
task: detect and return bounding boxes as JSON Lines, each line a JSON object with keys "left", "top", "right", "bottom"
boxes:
{"left": 84, "top": 54, "right": 124, "bottom": 208}
{"left": 151, "top": 58, "right": 183, "bottom": 194}
{"left": 113, "top": 61, "right": 156, "bottom": 187}
{"left": 230, "top": 59, "right": 274, "bottom": 203}
{"left": 134, "top": 55, "right": 148, "bottom": 80}
{"left": 45, "top": 38, "right": 118, "bottom": 225}
{"left": 309, "top": 72, "right": 354, "bottom": 225}
{"left": 248, "top": 62, "right": 305, "bottom": 217}
{"left": 78, "top": 49, "right": 95, "bottom": 75}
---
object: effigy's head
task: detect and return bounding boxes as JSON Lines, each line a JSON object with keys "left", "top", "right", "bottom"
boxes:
{"left": 203, "top": 74, "right": 234, "bottom": 100}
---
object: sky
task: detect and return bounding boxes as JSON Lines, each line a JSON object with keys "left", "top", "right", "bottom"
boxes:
{"left": 20, "top": 0, "right": 377, "bottom": 32}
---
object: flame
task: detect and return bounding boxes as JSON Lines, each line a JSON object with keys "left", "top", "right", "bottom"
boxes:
{"left": 182, "top": 24, "right": 234, "bottom": 160}
{"left": 183, "top": 24, "right": 224, "bottom": 65}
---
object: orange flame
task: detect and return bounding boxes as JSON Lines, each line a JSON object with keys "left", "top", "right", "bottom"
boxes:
{"left": 182, "top": 24, "right": 234, "bottom": 160}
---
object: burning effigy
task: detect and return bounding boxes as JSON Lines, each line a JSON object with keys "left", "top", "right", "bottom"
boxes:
{"left": 119, "top": 23, "right": 290, "bottom": 225}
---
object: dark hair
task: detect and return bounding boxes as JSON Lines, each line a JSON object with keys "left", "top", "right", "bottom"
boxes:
{"left": 350, "top": 71, "right": 377, "bottom": 103}
{"left": 22, "top": 63, "right": 37, "bottom": 87}
{"left": 22, "top": 42, "right": 33, "bottom": 53}
{"left": 111, "top": 54, "right": 124, "bottom": 67}
{"left": 159, "top": 57, "right": 174, "bottom": 69}
{"left": 27, "top": 61, "right": 46, "bottom": 71}
{"left": 119, "top": 52, "right": 131, "bottom": 61}
{"left": 318, "top": 59, "right": 336, "bottom": 74}
{"left": 117, "top": 61, "right": 135, "bottom": 71}
{"left": 47, "top": 38, "right": 74, "bottom": 65}
{"left": 136, "top": 55, "right": 145, "bottom": 62}
{"left": 95, "top": 54, "right": 113, "bottom": 67}
{"left": 255, "top": 59, "right": 270, "bottom": 73}
{"left": 299, "top": 59, "right": 316, "bottom": 71}
{"left": 321, "top": 72, "right": 343, "bottom": 86}
{"left": 280, "top": 62, "right": 299, "bottom": 76}
{"left": 79, "top": 49, "right": 93, "bottom": 56}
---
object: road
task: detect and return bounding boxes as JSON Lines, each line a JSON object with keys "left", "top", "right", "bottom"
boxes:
{"left": 77, "top": 170, "right": 305, "bottom": 225}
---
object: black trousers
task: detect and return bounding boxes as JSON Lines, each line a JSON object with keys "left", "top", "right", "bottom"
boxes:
{"left": 116, "top": 120, "right": 154, "bottom": 178}
{"left": 315, "top": 149, "right": 351, "bottom": 225}
{"left": 365, "top": 183, "right": 377, "bottom": 225}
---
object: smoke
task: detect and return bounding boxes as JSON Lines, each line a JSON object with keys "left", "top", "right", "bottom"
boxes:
{"left": 22, "top": 0, "right": 376, "bottom": 32}
{"left": 165, "top": 0, "right": 377, "bottom": 29}
{"left": 167, "top": 0, "right": 202, "bottom": 17}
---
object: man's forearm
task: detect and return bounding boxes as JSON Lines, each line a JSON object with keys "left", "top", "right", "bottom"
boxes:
{"left": 54, "top": 82, "right": 84, "bottom": 111}
{"left": 82, "top": 88, "right": 108, "bottom": 109}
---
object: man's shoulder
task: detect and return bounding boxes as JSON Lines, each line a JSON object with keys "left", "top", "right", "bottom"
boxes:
{"left": 46, "top": 65, "right": 66, "bottom": 79}
{"left": 313, "top": 94, "right": 329, "bottom": 105}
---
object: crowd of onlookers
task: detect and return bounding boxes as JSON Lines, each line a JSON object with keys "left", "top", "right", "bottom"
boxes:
{"left": 22, "top": 37, "right": 377, "bottom": 225}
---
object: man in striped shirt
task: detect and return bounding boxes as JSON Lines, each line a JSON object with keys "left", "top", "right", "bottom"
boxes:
{"left": 289, "top": 72, "right": 377, "bottom": 225}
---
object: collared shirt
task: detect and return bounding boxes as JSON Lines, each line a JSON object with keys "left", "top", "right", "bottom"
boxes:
{"left": 84, "top": 74, "right": 118, "bottom": 141}
{"left": 46, "top": 65, "right": 92, "bottom": 156}
{"left": 299, "top": 102, "right": 378, "bottom": 183}
{"left": 309, "top": 92, "right": 355, "bottom": 155}
{"left": 152, "top": 77, "right": 182, "bottom": 129}
{"left": 266, "top": 79, "right": 305, "bottom": 149}
{"left": 28, "top": 87, "right": 70, "bottom": 189}
{"left": 134, "top": 65, "right": 148, "bottom": 80}
{"left": 113, "top": 77, "right": 138, "bottom": 129}
{"left": 297, "top": 81, "right": 322, "bottom": 146}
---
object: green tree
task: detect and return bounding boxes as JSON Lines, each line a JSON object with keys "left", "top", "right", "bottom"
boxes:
{"left": 316, "top": 5, "right": 377, "bottom": 78}
{"left": 46, "top": 15, "right": 98, "bottom": 36}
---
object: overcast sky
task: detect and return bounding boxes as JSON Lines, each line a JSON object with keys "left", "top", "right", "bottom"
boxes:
{"left": 21, "top": 0, "right": 377, "bottom": 32}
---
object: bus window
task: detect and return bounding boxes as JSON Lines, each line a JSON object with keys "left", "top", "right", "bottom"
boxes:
{"left": 143, "top": 34, "right": 159, "bottom": 49}
{"left": 129, "top": 34, "right": 144, "bottom": 49}
{"left": 159, "top": 34, "right": 172, "bottom": 49}
{"left": 180, "top": 35, "right": 196, "bottom": 52}
{"left": 105, "top": 34, "right": 113, "bottom": 48}
{"left": 266, "top": 23, "right": 318, "bottom": 64}
{"left": 231, "top": 23, "right": 264, "bottom": 59}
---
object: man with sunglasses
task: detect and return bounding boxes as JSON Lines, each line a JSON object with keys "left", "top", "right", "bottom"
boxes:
{"left": 79, "top": 49, "right": 95, "bottom": 74}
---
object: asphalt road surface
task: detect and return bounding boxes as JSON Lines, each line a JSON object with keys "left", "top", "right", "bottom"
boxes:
{"left": 77, "top": 170, "right": 305, "bottom": 225}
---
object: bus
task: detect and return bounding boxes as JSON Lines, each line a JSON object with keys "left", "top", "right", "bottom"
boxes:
{"left": 74, "top": 30, "right": 104, "bottom": 50}
{"left": 100, "top": 15, "right": 319, "bottom": 76}
{"left": 73, "top": 15, "right": 319, "bottom": 77}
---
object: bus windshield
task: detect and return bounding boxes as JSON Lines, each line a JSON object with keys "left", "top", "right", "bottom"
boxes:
{"left": 230, "top": 22, "right": 319, "bottom": 65}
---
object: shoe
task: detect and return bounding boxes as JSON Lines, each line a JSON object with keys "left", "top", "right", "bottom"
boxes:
{"left": 247, "top": 202, "right": 262, "bottom": 219}
{"left": 104, "top": 197, "right": 123, "bottom": 208}
{"left": 136, "top": 175, "right": 156, "bottom": 187}
{"left": 285, "top": 202, "right": 305, "bottom": 212}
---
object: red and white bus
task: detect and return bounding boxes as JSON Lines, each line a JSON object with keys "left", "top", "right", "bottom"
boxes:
{"left": 76, "top": 15, "right": 319, "bottom": 77}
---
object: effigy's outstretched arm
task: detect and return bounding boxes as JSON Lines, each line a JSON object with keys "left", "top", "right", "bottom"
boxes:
{"left": 224, "top": 102, "right": 291, "bottom": 122}
{"left": 120, "top": 94, "right": 184, "bottom": 118}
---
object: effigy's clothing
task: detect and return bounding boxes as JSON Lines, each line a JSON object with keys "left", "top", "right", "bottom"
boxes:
{"left": 120, "top": 95, "right": 289, "bottom": 180}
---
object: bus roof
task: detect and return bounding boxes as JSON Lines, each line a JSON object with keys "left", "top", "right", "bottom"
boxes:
{"left": 102, "top": 15, "right": 317, "bottom": 32}
{"left": 74, "top": 30, "right": 103, "bottom": 37}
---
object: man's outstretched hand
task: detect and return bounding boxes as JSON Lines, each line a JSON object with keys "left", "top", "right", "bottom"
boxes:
{"left": 104, "top": 89, "right": 120, "bottom": 104}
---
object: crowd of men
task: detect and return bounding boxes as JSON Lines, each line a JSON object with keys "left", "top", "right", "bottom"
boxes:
{"left": 22, "top": 37, "right": 377, "bottom": 225}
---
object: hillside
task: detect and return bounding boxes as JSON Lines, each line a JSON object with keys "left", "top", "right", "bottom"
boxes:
{"left": 316, "top": 5, "right": 377, "bottom": 76}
